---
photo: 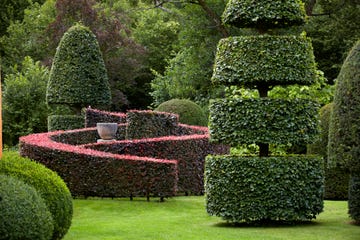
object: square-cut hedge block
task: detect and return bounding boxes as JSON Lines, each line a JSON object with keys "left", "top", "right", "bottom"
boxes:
{"left": 212, "top": 35, "right": 317, "bottom": 87}
{"left": 209, "top": 98, "right": 319, "bottom": 146}
{"left": 205, "top": 155, "right": 324, "bottom": 223}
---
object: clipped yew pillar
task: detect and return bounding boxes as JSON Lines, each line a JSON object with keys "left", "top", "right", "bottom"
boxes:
{"left": 205, "top": 0, "right": 324, "bottom": 223}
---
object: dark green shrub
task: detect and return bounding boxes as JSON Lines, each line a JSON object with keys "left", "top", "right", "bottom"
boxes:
{"left": 222, "top": 0, "right": 306, "bottom": 29}
{"left": 0, "top": 174, "right": 54, "bottom": 240}
{"left": 48, "top": 114, "right": 85, "bottom": 131}
{"left": 205, "top": 155, "right": 324, "bottom": 223}
{"left": 328, "top": 40, "right": 360, "bottom": 172}
{"left": 46, "top": 23, "right": 111, "bottom": 113}
{"left": 155, "top": 99, "right": 208, "bottom": 126}
{"left": 126, "top": 110, "right": 178, "bottom": 139}
{"left": 0, "top": 151, "right": 73, "bottom": 240}
{"left": 349, "top": 174, "right": 360, "bottom": 222}
{"left": 85, "top": 107, "right": 126, "bottom": 127}
{"left": 209, "top": 98, "right": 319, "bottom": 146}
{"left": 308, "top": 103, "right": 349, "bottom": 200}
{"left": 212, "top": 35, "right": 317, "bottom": 88}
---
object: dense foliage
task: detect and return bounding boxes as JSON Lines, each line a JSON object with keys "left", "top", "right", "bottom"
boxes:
{"left": 47, "top": 115, "right": 85, "bottom": 131}
{"left": 209, "top": 98, "right": 319, "bottom": 146}
{"left": 0, "top": 174, "right": 54, "bottom": 240}
{"left": 205, "top": 155, "right": 324, "bottom": 222}
{"left": 47, "top": 23, "right": 111, "bottom": 111}
{"left": 222, "top": 0, "right": 306, "bottom": 29}
{"left": 0, "top": 151, "right": 73, "bottom": 240}
{"left": 212, "top": 34, "right": 317, "bottom": 87}
{"left": 328, "top": 40, "right": 360, "bottom": 221}
{"left": 2, "top": 56, "right": 49, "bottom": 146}
{"left": 155, "top": 99, "right": 208, "bottom": 126}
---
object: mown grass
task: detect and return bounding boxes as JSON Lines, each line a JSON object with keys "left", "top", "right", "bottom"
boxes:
{"left": 63, "top": 196, "right": 360, "bottom": 240}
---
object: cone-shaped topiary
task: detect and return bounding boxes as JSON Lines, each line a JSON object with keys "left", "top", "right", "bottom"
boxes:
{"left": 0, "top": 151, "right": 73, "bottom": 240}
{"left": 0, "top": 174, "right": 54, "bottom": 240}
{"left": 328, "top": 40, "right": 360, "bottom": 222}
{"left": 155, "top": 99, "right": 208, "bottom": 126}
{"left": 47, "top": 23, "right": 111, "bottom": 113}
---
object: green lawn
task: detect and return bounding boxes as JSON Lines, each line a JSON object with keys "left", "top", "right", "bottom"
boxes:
{"left": 63, "top": 197, "right": 359, "bottom": 240}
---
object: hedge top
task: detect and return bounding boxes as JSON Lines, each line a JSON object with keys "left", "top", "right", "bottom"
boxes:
{"left": 47, "top": 23, "right": 111, "bottom": 108}
{"left": 222, "top": 0, "right": 307, "bottom": 29}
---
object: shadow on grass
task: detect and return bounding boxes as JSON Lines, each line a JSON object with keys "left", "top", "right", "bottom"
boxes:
{"left": 212, "top": 220, "right": 322, "bottom": 229}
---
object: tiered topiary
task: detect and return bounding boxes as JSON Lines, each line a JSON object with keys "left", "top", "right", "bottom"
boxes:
{"left": 155, "top": 99, "right": 208, "bottom": 126}
{"left": 47, "top": 23, "right": 111, "bottom": 131}
{"left": 205, "top": 0, "right": 324, "bottom": 223}
{"left": 0, "top": 174, "right": 54, "bottom": 240}
{"left": 328, "top": 40, "right": 360, "bottom": 222}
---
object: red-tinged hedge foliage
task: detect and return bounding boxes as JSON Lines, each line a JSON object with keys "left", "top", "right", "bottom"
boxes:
{"left": 84, "top": 132, "right": 229, "bottom": 195}
{"left": 85, "top": 107, "right": 126, "bottom": 127}
{"left": 20, "top": 110, "right": 229, "bottom": 198}
{"left": 19, "top": 129, "right": 178, "bottom": 199}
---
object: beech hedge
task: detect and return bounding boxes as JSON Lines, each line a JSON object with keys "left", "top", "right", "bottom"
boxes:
{"left": 85, "top": 134, "right": 229, "bottom": 195}
{"left": 205, "top": 155, "right": 324, "bottom": 223}
{"left": 126, "top": 110, "right": 179, "bottom": 139}
{"left": 222, "top": 0, "right": 306, "bottom": 29}
{"left": 211, "top": 34, "right": 317, "bottom": 87}
{"left": 209, "top": 98, "right": 319, "bottom": 146}
{"left": 85, "top": 107, "right": 126, "bottom": 127}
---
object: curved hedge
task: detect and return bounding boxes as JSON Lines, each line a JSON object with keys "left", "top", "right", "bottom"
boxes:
{"left": 212, "top": 35, "right": 317, "bottom": 87}
{"left": 46, "top": 23, "right": 111, "bottom": 109}
{"left": 222, "top": 0, "right": 306, "bottom": 29}
{"left": 155, "top": 99, "right": 208, "bottom": 126}
{"left": 209, "top": 98, "right": 319, "bottom": 146}
{"left": 0, "top": 174, "right": 54, "bottom": 240}
{"left": 0, "top": 152, "right": 73, "bottom": 240}
{"left": 205, "top": 155, "right": 324, "bottom": 223}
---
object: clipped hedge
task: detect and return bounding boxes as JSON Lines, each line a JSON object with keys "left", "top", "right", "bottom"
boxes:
{"left": 46, "top": 23, "right": 111, "bottom": 108}
{"left": 126, "top": 110, "right": 178, "bottom": 139}
{"left": 48, "top": 114, "right": 85, "bottom": 131}
{"left": 222, "top": 0, "right": 306, "bottom": 29}
{"left": 205, "top": 155, "right": 324, "bottom": 223}
{"left": 212, "top": 34, "right": 317, "bottom": 87}
{"left": 19, "top": 131, "right": 178, "bottom": 199}
{"left": 85, "top": 107, "right": 126, "bottom": 127}
{"left": 349, "top": 174, "right": 360, "bottom": 222}
{"left": 209, "top": 98, "right": 319, "bottom": 146}
{"left": 85, "top": 134, "right": 229, "bottom": 195}
{"left": 0, "top": 151, "right": 73, "bottom": 240}
{"left": 0, "top": 174, "right": 54, "bottom": 240}
{"left": 155, "top": 99, "right": 208, "bottom": 126}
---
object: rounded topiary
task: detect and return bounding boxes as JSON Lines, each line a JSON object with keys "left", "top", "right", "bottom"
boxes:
{"left": 0, "top": 174, "right": 54, "bottom": 240}
{"left": 46, "top": 23, "right": 111, "bottom": 112}
{"left": 0, "top": 151, "right": 73, "bottom": 240}
{"left": 155, "top": 99, "right": 208, "bottom": 126}
{"left": 222, "top": 0, "right": 306, "bottom": 29}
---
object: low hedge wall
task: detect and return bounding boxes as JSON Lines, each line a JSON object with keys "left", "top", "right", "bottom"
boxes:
{"left": 20, "top": 130, "right": 178, "bottom": 199}
{"left": 85, "top": 132, "right": 229, "bottom": 195}
{"left": 85, "top": 107, "right": 126, "bottom": 127}
{"left": 205, "top": 155, "right": 324, "bottom": 223}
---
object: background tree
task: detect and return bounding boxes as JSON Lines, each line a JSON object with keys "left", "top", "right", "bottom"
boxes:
{"left": 328, "top": 40, "right": 360, "bottom": 222}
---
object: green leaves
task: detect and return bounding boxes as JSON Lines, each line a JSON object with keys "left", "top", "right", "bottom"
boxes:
{"left": 222, "top": 0, "right": 306, "bottom": 29}
{"left": 212, "top": 34, "right": 317, "bottom": 87}
{"left": 209, "top": 98, "right": 319, "bottom": 146}
{"left": 205, "top": 155, "right": 324, "bottom": 222}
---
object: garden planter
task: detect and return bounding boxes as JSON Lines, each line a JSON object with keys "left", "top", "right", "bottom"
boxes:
{"left": 96, "top": 122, "right": 118, "bottom": 141}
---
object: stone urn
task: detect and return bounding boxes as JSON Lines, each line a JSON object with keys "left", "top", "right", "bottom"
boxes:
{"left": 96, "top": 123, "right": 118, "bottom": 141}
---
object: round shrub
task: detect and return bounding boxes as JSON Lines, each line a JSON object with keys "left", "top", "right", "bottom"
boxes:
{"left": 0, "top": 174, "right": 54, "bottom": 240}
{"left": 0, "top": 151, "right": 73, "bottom": 240}
{"left": 155, "top": 99, "right": 208, "bottom": 126}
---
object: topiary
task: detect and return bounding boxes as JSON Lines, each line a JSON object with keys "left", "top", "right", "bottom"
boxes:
{"left": 0, "top": 151, "right": 73, "bottom": 240}
{"left": 155, "top": 99, "right": 208, "bottom": 126}
{"left": 328, "top": 39, "right": 360, "bottom": 221}
{"left": 0, "top": 174, "right": 54, "bottom": 240}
